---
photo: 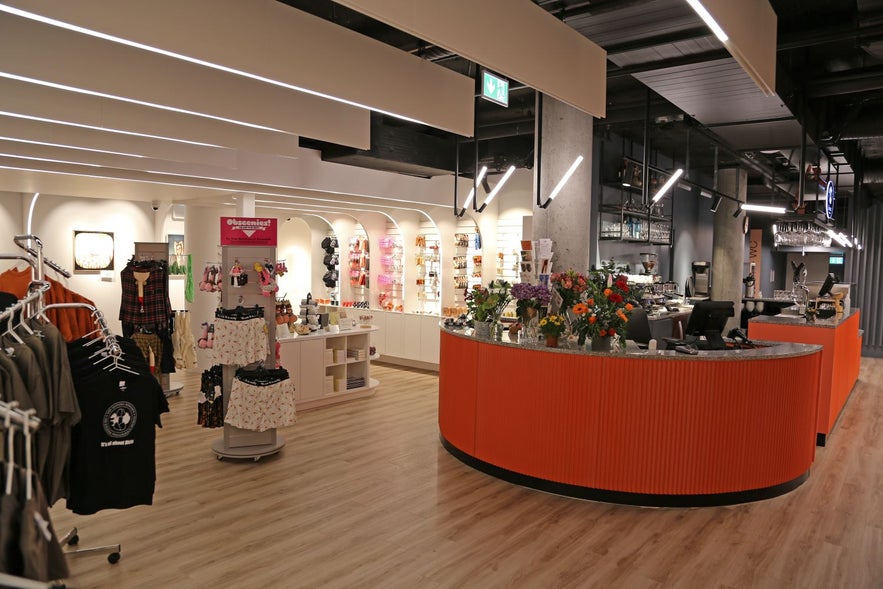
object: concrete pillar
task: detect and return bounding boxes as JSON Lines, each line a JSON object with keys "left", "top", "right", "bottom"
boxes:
{"left": 237, "top": 193, "right": 256, "bottom": 217}
{"left": 532, "top": 95, "right": 593, "bottom": 274}
{"left": 711, "top": 167, "right": 747, "bottom": 332}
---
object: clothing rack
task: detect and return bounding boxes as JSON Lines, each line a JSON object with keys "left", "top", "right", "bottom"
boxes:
{"left": 1, "top": 402, "right": 67, "bottom": 589}
{"left": 2, "top": 235, "right": 123, "bottom": 572}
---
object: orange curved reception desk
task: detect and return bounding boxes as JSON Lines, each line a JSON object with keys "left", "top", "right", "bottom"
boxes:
{"left": 438, "top": 329, "right": 823, "bottom": 507}
{"left": 749, "top": 310, "right": 862, "bottom": 446}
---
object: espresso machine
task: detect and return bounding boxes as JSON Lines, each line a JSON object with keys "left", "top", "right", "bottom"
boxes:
{"left": 686, "top": 261, "right": 711, "bottom": 299}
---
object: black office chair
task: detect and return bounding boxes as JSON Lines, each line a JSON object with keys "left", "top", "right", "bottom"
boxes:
{"left": 628, "top": 306, "right": 652, "bottom": 348}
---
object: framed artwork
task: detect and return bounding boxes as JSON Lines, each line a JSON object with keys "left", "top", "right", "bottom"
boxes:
{"left": 73, "top": 230, "right": 115, "bottom": 273}
{"left": 168, "top": 234, "right": 186, "bottom": 275}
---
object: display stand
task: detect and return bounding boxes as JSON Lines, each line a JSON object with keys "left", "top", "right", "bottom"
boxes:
{"left": 132, "top": 242, "right": 183, "bottom": 397}
{"left": 211, "top": 244, "right": 284, "bottom": 461}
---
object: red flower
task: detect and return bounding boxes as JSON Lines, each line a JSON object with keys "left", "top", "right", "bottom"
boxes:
{"left": 608, "top": 327, "right": 616, "bottom": 335}
{"left": 608, "top": 293, "right": 623, "bottom": 304}
{"left": 599, "top": 329, "right": 608, "bottom": 337}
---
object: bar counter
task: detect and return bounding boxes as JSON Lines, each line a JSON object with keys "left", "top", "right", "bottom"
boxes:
{"left": 438, "top": 327, "right": 823, "bottom": 507}
{"left": 748, "top": 309, "right": 862, "bottom": 445}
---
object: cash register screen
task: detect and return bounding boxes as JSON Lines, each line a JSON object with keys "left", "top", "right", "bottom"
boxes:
{"left": 684, "top": 300, "right": 734, "bottom": 338}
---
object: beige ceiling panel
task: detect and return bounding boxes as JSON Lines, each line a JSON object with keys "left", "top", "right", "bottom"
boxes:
{"left": 334, "top": 0, "right": 607, "bottom": 118}
{"left": 0, "top": 77, "right": 300, "bottom": 156}
{"left": 0, "top": 14, "right": 369, "bottom": 149}
{"left": 1, "top": 0, "right": 474, "bottom": 136}
{"left": 0, "top": 114, "right": 238, "bottom": 168}
{"left": 695, "top": 0, "right": 777, "bottom": 96}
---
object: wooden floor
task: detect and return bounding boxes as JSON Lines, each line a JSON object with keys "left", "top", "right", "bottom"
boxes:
{"left": 49, "top": 359, "right": 883, "bottom": 589}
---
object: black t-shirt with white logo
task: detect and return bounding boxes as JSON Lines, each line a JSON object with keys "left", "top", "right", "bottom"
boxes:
{"left": 66, "top": 369, "right": 169, "bottom": 515}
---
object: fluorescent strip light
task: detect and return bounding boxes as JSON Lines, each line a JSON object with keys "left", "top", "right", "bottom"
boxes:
{"left": 461, "top": 166, "right": 487, "bottom": 210}
{"left": 0, "top": 111, "right": 222, "bottom": 147}
{"left": 685, "top": 0, "right": 729, "bottom": 42}
{"left": 0, "top": 4, "right": 427, "bottom": 127}
{"left": 740, "top": 203, "right": 787, "bottom": 214}
{"left": 652, "top": 168, "right": 683, "bottom": 202}
{"left": 0, "top": 135, "right": 146, "bottom": 158}
{"left": 482, "top": 166, "right": 515, "bottom": 208}
{"left": 547, "top": 156, "right": 584, "bottom": 202}
{"left": 0, "top": 72, "right": 284, "bottom": 132}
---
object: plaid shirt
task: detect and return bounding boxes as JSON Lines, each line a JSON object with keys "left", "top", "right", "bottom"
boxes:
{"left": 120, "top": 263, "right": 173, "bottom": 325}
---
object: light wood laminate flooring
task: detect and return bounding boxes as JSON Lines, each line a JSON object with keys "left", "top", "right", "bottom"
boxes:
{"left": 49, "top": 359, "right": 883, "bottom": 589}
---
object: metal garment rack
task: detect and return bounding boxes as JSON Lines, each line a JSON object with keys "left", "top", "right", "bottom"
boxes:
{"left": 4, "top": 235, "right": 122, "bottom": 566}
{"left": 0, "top": 403, "right": 67, "bottom": 589}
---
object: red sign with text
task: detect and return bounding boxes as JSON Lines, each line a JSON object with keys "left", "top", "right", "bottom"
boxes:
{"left": 220, "top": 217, "right": 277, "bottom": 246}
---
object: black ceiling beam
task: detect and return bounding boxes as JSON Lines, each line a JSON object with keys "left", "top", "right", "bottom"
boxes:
{"left": 607, "top": 49, "right": 730, "bottom": 78}
{"left": 807, "top": 65, "right": 883, "bottom": 98}
{"left": 778, "top": 21, "right": 883, "bottom": 51}
{"left": 604, "top": 27, "right": 712, "bottom": 55}
{"left": 537, "top": 0, "right": 647, "bottom": 19}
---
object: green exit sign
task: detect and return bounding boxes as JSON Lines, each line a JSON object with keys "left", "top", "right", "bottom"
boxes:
{"left": 481, "top": 69, "right": 509, "bottom": 107}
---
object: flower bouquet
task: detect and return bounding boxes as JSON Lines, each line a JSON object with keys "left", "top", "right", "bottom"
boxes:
{"left": 465, "top": 280, "right": 512, "bottom": 323}
{"left": 550, "top": 269, "right": 589, "bottom": 311}
{"left": 511, "top": 282, "right": 551, "bottom": 320}
{"left": 570, "top": 267, "right": 634, "bottom": 348}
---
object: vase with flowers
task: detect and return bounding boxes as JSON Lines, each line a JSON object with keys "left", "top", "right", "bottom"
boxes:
{"left": 511, "top": 282, "right": 551, "bottom": 340}
{"left": 465, "top": 280, "right": 512, "bottom": 339}
{"left": 570, "top": 264, "right": 634, "bottom": 350}
{"left": 538, "top": 313, "right": 567, "bottom": 347}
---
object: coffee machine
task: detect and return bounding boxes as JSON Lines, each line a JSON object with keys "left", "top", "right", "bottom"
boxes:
{"left": 686, "top": 261, "right": 711, "bottom": 298}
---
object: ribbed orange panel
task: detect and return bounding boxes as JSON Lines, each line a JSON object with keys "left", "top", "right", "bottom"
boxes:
{"left": 749, "top": 311, "right": 860, "bottom": 436}
{"left": 438, "top": 331, "right": 822, "bottom": 496}
{"left": 438, "top": 332, "right": 478, "bottom": 453}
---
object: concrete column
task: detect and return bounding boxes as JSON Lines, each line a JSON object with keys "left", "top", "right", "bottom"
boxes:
{"left": 711, "top": 167, "right": 747, "bottom": 332}
{"left": 532, "top": 95, "right": 593, "bottom": 274}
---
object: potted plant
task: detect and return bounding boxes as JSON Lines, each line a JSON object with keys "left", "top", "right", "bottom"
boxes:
{"left": 538, "top": 313, "right": 567, "bottom": 347}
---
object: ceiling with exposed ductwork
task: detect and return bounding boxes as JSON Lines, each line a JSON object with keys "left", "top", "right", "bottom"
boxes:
{"left": 288, "top": 0, "right": 883, "bottom": 210}
{"left": 2, "top": 0, "right": 883, "bottom": 214}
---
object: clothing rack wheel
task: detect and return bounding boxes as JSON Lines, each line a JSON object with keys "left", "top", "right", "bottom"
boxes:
{"left": 60, "top": 527, "right": 122, "bottom": 564}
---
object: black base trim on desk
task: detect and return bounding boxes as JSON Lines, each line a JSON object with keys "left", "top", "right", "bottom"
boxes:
{"left": 440, "top": 436, "right": 810, "bottom": 508}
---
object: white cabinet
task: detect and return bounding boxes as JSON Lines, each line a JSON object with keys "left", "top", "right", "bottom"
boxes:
{"left": 419, "top": 315, "right": 441, "bottom": 364}
{"left": 278, "top": 327, "right": 379, "bottom": 410}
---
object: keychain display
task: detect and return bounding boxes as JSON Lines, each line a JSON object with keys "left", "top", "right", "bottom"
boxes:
{"left": 199, "top": 262, "right": 223, "bottom": 292}
{"left": 229, "top": 259, "right": 248, "bottom": 287}
{"left": 254, "top": 261, "right": 279, "bottom": 297}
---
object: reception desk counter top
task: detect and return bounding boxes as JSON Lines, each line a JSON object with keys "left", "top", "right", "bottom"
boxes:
{"left": 438, "top": 328, "right": 823, "bottom": 507}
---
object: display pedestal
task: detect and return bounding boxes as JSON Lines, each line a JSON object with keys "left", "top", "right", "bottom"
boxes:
{"left": 211, "top": 435, "right": 285, "bottom": 462}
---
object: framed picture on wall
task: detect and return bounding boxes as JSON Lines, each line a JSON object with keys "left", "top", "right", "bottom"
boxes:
{"left": 168, "top": 234, "right": 185, "bottom": 275}
{"left": 73, "top": 230, "right": 115, "bottom": 273}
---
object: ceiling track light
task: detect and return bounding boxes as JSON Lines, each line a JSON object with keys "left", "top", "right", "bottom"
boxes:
{"left": 710, "top": 195, "right": 722, "bottom": 213}
{"left": 652, "top": 168, "right": 683, "bottom": 203}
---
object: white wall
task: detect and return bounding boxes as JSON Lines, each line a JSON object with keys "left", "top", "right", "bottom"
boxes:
{"left": 1, "top": 192, "right": 156, "bottom": 335}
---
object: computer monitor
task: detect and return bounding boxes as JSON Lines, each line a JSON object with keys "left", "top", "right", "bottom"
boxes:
{"left": 818, "top": 272, "right": 839, "bottom": 297}
{"left": 685, "top": 300, "right": 735, "bottom": 341}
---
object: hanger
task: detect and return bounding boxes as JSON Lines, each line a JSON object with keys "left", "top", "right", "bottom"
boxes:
{"left": 4, "top": 402, "right": 16, "bottom": 496}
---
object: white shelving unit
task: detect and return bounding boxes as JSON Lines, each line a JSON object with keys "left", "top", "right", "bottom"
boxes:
{"left": 414, "top": 222, "right": 441, "bottom": 315}
{"left": 378, "top": 221, "right": 403, "bottom": 312}
{"left": 277, "top": 326, "right": 379, "bottom": 411}
{"left": 451, "top": 219, "right": 481, "bottom": 316}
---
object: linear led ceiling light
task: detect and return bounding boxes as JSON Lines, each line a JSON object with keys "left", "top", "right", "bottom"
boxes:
{"left": 740, "top": 203, "right": 787, "bottom": 214}
{"left": 477, "top": 166, "right": 516, "bottom": 213}
{"left": 652, "top": 168, "right": 684, "bottom": 203}
{"left": 460, "top": 166, "right": 488, "bottom": 213}
{"left": 539, "top": 155, "right": 584, "bottom": 209}
{"left": 826, "top": 230, "right": 852, "bottom": 248}
{"left": 0, "top": 4, "right": 426, "bottom": 127}
{"left": 685, "top": 0, "right": 729, "bottom": 42}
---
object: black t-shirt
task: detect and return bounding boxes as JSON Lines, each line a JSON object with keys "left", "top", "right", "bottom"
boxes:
{"left": 65, "top": 368, "right": 169, "bottom": 515}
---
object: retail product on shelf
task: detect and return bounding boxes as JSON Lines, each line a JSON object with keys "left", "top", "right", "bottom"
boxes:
{"left": 348, "top": 235, "right": 370, "bottom": 306}
{"left": 414, "top": 234, "right": 441, "bottom": 314}
{"left": 377, "top": 236, "right": 403, "bottom": 312}
{"left": 320, "top": 235, "right": 339, "bottom": 305}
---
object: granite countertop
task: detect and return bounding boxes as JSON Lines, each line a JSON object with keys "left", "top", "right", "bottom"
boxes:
{"left": 749, "top": 308, "right": 858, "bottom": 329}
{"left": 440, "top": 325, "right": 821, "bottom": 361}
